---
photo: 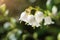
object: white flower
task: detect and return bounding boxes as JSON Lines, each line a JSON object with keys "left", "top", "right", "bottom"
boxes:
{"left": 4, "top": 10, "right": 9, "bottom": 16}
{"left": 0, "top": 4, "right": 6, "bottom": 12}
{"left": 44, "top": 16, "right": 54, "bottom": 25}
{"left": 27, "top": 15, "right": 40, "bottom": 27}
{"left": 35, "top": 11, "right": 44, "bottom": 23}
{"left": 29, "top": 0, "right": 36, "bottom": 3}
{"left": 57, "top": 33, "right": 60, "bottom": 40}
{"left": 17, "top": 30, "right": 22, "bottom": 35}
{"left": 19, "top": 11, "right": 28, "bottom": 22}
{"left": 52, "top": 6, "right": 57, "bottom": 15}
{"left": 9, "top": 33, "right": 17, "bottom": 40}
{"left": 46, "top": 0, "right": 51, "bottom": 6}
{"left": 3, "top": 22, "right": 11, "bottom": 29}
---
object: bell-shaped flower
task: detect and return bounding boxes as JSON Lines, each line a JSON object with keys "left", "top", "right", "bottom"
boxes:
{"left": 0, "top": 4, "right": 6, "bottom": 13}
{"left": 52, "top": 6, "right": 57, "bottom": 15}
{"left": 46, "top": 0, "right": 51, "bottom": 6}
{"left": 46, "top": 0, "right": 52, "bottom": 10}
{"left": 3, "top": 22, "right": 11, "bottom": 29}
{"left": 19, "top": 7, "right": 32, "bottom": 23}
{"left": 35, "top": 11, "right": 44, "bottom": 23}
{"left": 29, "top": 0, "right": 36, "bottom": 3}
{"left": 27, "top": 15, "right": 40, "bottom": 27}
{"left": 4, "top": 10, "right": 9, "bottom": 16}
{"left": 19, "top": 11, "right": 28, "bottom": 22}
{"left": 44, "top": 16, "right": 54, "bottom": 25}
{"left": 9, "top": 33, "right": 17, "bottom": 40}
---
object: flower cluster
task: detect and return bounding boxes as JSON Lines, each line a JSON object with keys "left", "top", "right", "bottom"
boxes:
{"left": 19, "top": 7, "right": 54, "bottom": 28}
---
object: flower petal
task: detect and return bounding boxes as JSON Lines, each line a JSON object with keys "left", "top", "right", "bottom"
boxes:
{"left": 44, "top": 16, "right": 54, "bottom": 25}
{"left": 27, "top": 15, "right": 40, "bottom": 27}
{"left": 35, "top": 11, "right": 44, "bottom": 23}
{"left": 52, "top": 6, "right": 57, "bottom": 15}
{"left": 19, "top": 11, "right": 28, "bottom": 22}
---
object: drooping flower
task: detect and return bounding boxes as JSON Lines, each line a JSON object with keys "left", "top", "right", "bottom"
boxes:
{"left": 46, "top": 0, "right": 51, "bottom": 5}
{"left": 3, "top": 22, "right": 11, "bottom": 29}
{"left": 57, "top": 33, "right": 60, "bottom": 40}
{"left": 4, "top": 10, "right": 9, "bottom": 16}
{"left": 0, "top": 4, "right": 6, "bottom": 13}
{"left": 29, "top": 0, "right": 36, "bottom": 3}
{"left": 46, "top": 0, "right": 52, "bottom": 10}
{"left": 19, "top": 11, "right": 28, "bottom": 22}
{"left": 44, "top": 16, "right": 54, "bottom": 25}
{"left": 19, "top": 7, "right": 32, "bottom": 23}
{"left": 19, "top": 7, "right": 55, "bottom": 28}
{"left": 9, "top": 33, "right": 17, "bottom": 40}
{"left": 52, "top": 6, "right": 57, "bottom": 15}
{"left": 35, "top": 11, "right": 44, "bottom": 23}
{"left": 27, "top": 15, "right": 40, "bottom": 27}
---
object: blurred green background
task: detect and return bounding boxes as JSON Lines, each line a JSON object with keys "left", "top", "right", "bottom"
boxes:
{"left": 0, "top": 0, "right": 60, "bottom": 40}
